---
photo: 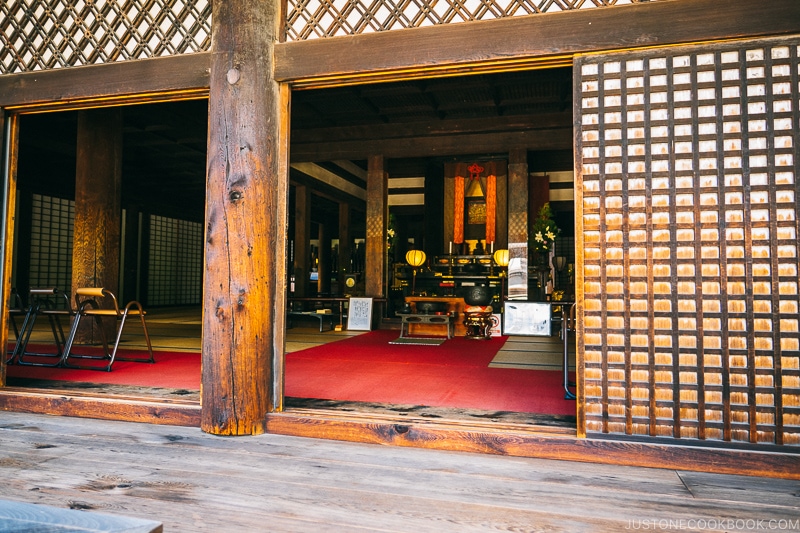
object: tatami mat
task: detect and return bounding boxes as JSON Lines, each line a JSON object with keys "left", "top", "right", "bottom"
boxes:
{"left": 489, "top": 334, "right": 576, "bottom": 371}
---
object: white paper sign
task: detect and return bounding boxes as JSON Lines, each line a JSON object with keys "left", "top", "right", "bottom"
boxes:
{"left": 347, "top": 297, "right": 373, "bottom": 331}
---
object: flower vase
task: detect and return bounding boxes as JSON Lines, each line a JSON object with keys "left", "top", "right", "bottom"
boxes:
{"left": 531, "top": 251, "right": 550, "bottom": 301}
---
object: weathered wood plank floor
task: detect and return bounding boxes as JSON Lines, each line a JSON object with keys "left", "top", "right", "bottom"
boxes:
{"left": 1, "top": 412, "right": 798, "bottom": 532}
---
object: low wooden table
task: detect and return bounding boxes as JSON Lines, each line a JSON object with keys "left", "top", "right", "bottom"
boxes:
{"left": 397, "top": 312, "right": 454, "bottom": 339}
{"left": 404, "top": 297, "right": 466, "bottom": 336}
{"left": 287, "top": 311, "right": 337, "bottom": 332}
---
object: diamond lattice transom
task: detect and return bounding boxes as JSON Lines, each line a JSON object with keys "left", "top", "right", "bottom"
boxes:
{"left": 285, "top": 0, "right": 658, "bottom": 40}
{"left": 0, "top": 0, "right": 211, "bottom": 74}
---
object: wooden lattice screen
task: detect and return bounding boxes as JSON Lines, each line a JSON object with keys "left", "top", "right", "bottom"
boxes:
{"left": 285, "top": 0, "right": 661, "bottom": 41}
{"left": 575, "top": 36, "right": 800, "bottom": 447}
{"left": 0, "top": 0, "right": 211, "bottom": 75}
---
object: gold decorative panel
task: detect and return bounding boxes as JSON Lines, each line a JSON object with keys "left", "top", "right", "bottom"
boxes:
{"left": 575, "top": 36, "right": 800, "bottom": 447}
{"left": 285, "top": 0, "right": 661, "bottom": 41}
{"left": 0, "top": 0, "right": 211, "bottom": 74}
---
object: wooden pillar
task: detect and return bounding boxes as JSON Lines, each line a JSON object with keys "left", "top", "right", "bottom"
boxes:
{"left": 365, "top": 156, "right": 387, "bottom": 299}
{"left": 120, "top": 204, "right": 141, "bottom": 305}
{"left": 338, "top": 202, "right": 352, "bottom": 292}
{"left": 203, "top": 0, "right": 287, "bottom": 435}
{"left": 424, "top": 162, "right": 444, "bottom": 255}
{"left": 317, "top": 222, "right": 331, "bottom": 295}
{"left": 72, "top": 109, "right": 123, "bottom": 342}
{"left": 507, "top": 148, "right": 529, "bottom": 300}
{"left": 0, "top": 112, "right": 18, "bottom": 387}
{"left": 12, "top": 190, "right": 33, "bottom": 299}
{"left": 293, "top": 185, "right": 311, "bottom": 298}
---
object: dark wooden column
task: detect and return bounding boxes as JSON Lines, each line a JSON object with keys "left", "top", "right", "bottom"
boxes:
{"left": 203, "top": 0, "right": 286, "bottom": 435}
{"left": 72, "top": 109, "right": 123, "bottom": 342}
{"left": 338, "top": 202, "right": 352, "bottom": 292}
{"left": 365, "top": 155, "right": 387, "bottom": 299}
{"left": 11, "top": 190, "right": 33, "bottom": 299}
{"left": 0, "top": 112, "right": 17, "bottom": 387}
{"left": 120, "top": 204, "right": 142, "bottom": 305}
{"left": 293, "top": 184, "right": 311, "bottom": 297}
{"left": 424, "top": 162, "right": 444, "bottom": 255}
{"left": 317, "top": 222, "right": 331, "bottom": 295}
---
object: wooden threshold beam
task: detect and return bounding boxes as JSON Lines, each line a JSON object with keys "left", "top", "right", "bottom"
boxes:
{"left": 267, "top": 409, "right": 800, "bottom": 481}
{"left": 0, "top": 388, "right": 201, "bottom": 427}
{"left": 275, "top": 0, "right": 800, "bottom": 86}
{"left": 0, "top": 387, "right": 795, "bottom": 479}
{"left": 0, "top": 53, "right": 211, "bottom": 110}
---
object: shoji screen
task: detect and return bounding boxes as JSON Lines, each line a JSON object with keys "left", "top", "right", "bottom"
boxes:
{"left": 147, "top": 215, "right": 203, "bottom": 306}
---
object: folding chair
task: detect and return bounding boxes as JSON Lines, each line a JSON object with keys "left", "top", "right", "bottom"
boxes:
{"left": 16, "top": 288, "right": 75, "bottom": 367}
{"left": 60, "top": 288, "right": 155, "bottom": 372}
{"left": 5, "top": 289, "right": 28, "bottom": 364}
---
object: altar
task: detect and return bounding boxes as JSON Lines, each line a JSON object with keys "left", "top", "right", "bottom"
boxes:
{"left": 403, "top": 296, "right": 467, "bottom": 337}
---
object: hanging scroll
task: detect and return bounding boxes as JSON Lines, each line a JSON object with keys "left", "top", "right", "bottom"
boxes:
{"left": 453, "top": 175, "right": 465, "bottom": 243}
{"left": 444, "top": 161, "right": 507, "bottom": 251}
{"left": 485, "top": 174, "right": 496, "bottom": 244}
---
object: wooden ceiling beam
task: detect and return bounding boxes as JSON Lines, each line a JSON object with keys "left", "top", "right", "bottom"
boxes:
{"left": 291, "top": 126, "right": 572, "bottom": 161}
{"left": 292, "top": 110, "right": 571, "bottom": 144}
{"left": 275, "top": 0, "right": 800, "bottom": 85}
{"left": 0, "top": 53, "right": 210, "bottom": 110}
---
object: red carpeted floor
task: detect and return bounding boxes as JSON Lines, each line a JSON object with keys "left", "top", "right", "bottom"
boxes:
{"left": 6, "top": 346, "right": 201, "bottom": 390}
{"left": 7, "top": 332, "right": 576, "bottom": 416}
{"left": 284, "top": 330, "right": 576, "bottom": 416}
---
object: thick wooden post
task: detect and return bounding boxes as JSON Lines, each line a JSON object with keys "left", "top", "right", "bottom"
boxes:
{"left": 365, "top": 156, "right": 387, "bottom": 298}
{"left": 72, "top": 109, "right": 123, "bottom": 342}
{"left": 203, "top": 0, "right": 286, "bottom": 435}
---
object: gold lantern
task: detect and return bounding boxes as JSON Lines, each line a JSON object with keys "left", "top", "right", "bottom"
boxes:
{"left": 405, "top": 250, "right": 427, "bottom": 295}
{"left": 492, "top": 249, "right": 509, "bottom": 301}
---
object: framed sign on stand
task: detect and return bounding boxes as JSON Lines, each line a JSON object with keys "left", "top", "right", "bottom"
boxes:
{"left": 347, "top": 297, "right": 373, "bottom": 331}
{"left": 502, "top": 301, "right": 551, "bottom": 336}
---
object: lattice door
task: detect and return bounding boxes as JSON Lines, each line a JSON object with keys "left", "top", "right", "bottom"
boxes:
{"left": 575, "top": 36, "right": 800, "bottom": 446}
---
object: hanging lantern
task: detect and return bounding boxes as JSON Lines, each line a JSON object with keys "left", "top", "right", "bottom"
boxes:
{"left": 493, "top": 249, "right": 509, "bottom": 268}
{"left": 405, "top": 250, "right": 427, "bottom": 267}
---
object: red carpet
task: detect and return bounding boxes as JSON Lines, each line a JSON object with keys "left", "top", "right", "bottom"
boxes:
{"left": 6, "top": 347, "right": 201, "bottom": 390}
{"left": 285, "top": 330, "right": 576, "bottom": 416}
{"left": 7, "top": 332, "right": 577, "bottom": 416}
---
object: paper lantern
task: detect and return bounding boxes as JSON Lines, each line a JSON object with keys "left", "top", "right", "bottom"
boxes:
{"left": 493, "top": 249, "right": 509, "bottom": 267}
{"left": 406, "top": 250, "right": 427, "bottom": 267}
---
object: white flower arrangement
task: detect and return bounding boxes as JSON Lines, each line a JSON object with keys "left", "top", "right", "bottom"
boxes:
{"left": 530, "top": 203, "right": 559, "bottom": 254}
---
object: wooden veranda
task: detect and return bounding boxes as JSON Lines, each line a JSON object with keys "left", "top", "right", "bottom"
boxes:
{"left": 1, "top": 0, "right": 800, "bottom": 480}
{"left": 1, "top": 410, "right": 799, "bottom": 532}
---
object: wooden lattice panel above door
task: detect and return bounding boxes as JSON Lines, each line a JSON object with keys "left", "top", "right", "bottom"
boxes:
{"left": 0, "top": 0, "right": 211, "bottom": 74}
{"left": 575, "top": 36, "right": 800, "bottom": 447}
{"left": 284, "top": 0, "right": 662, "bottom": 41}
